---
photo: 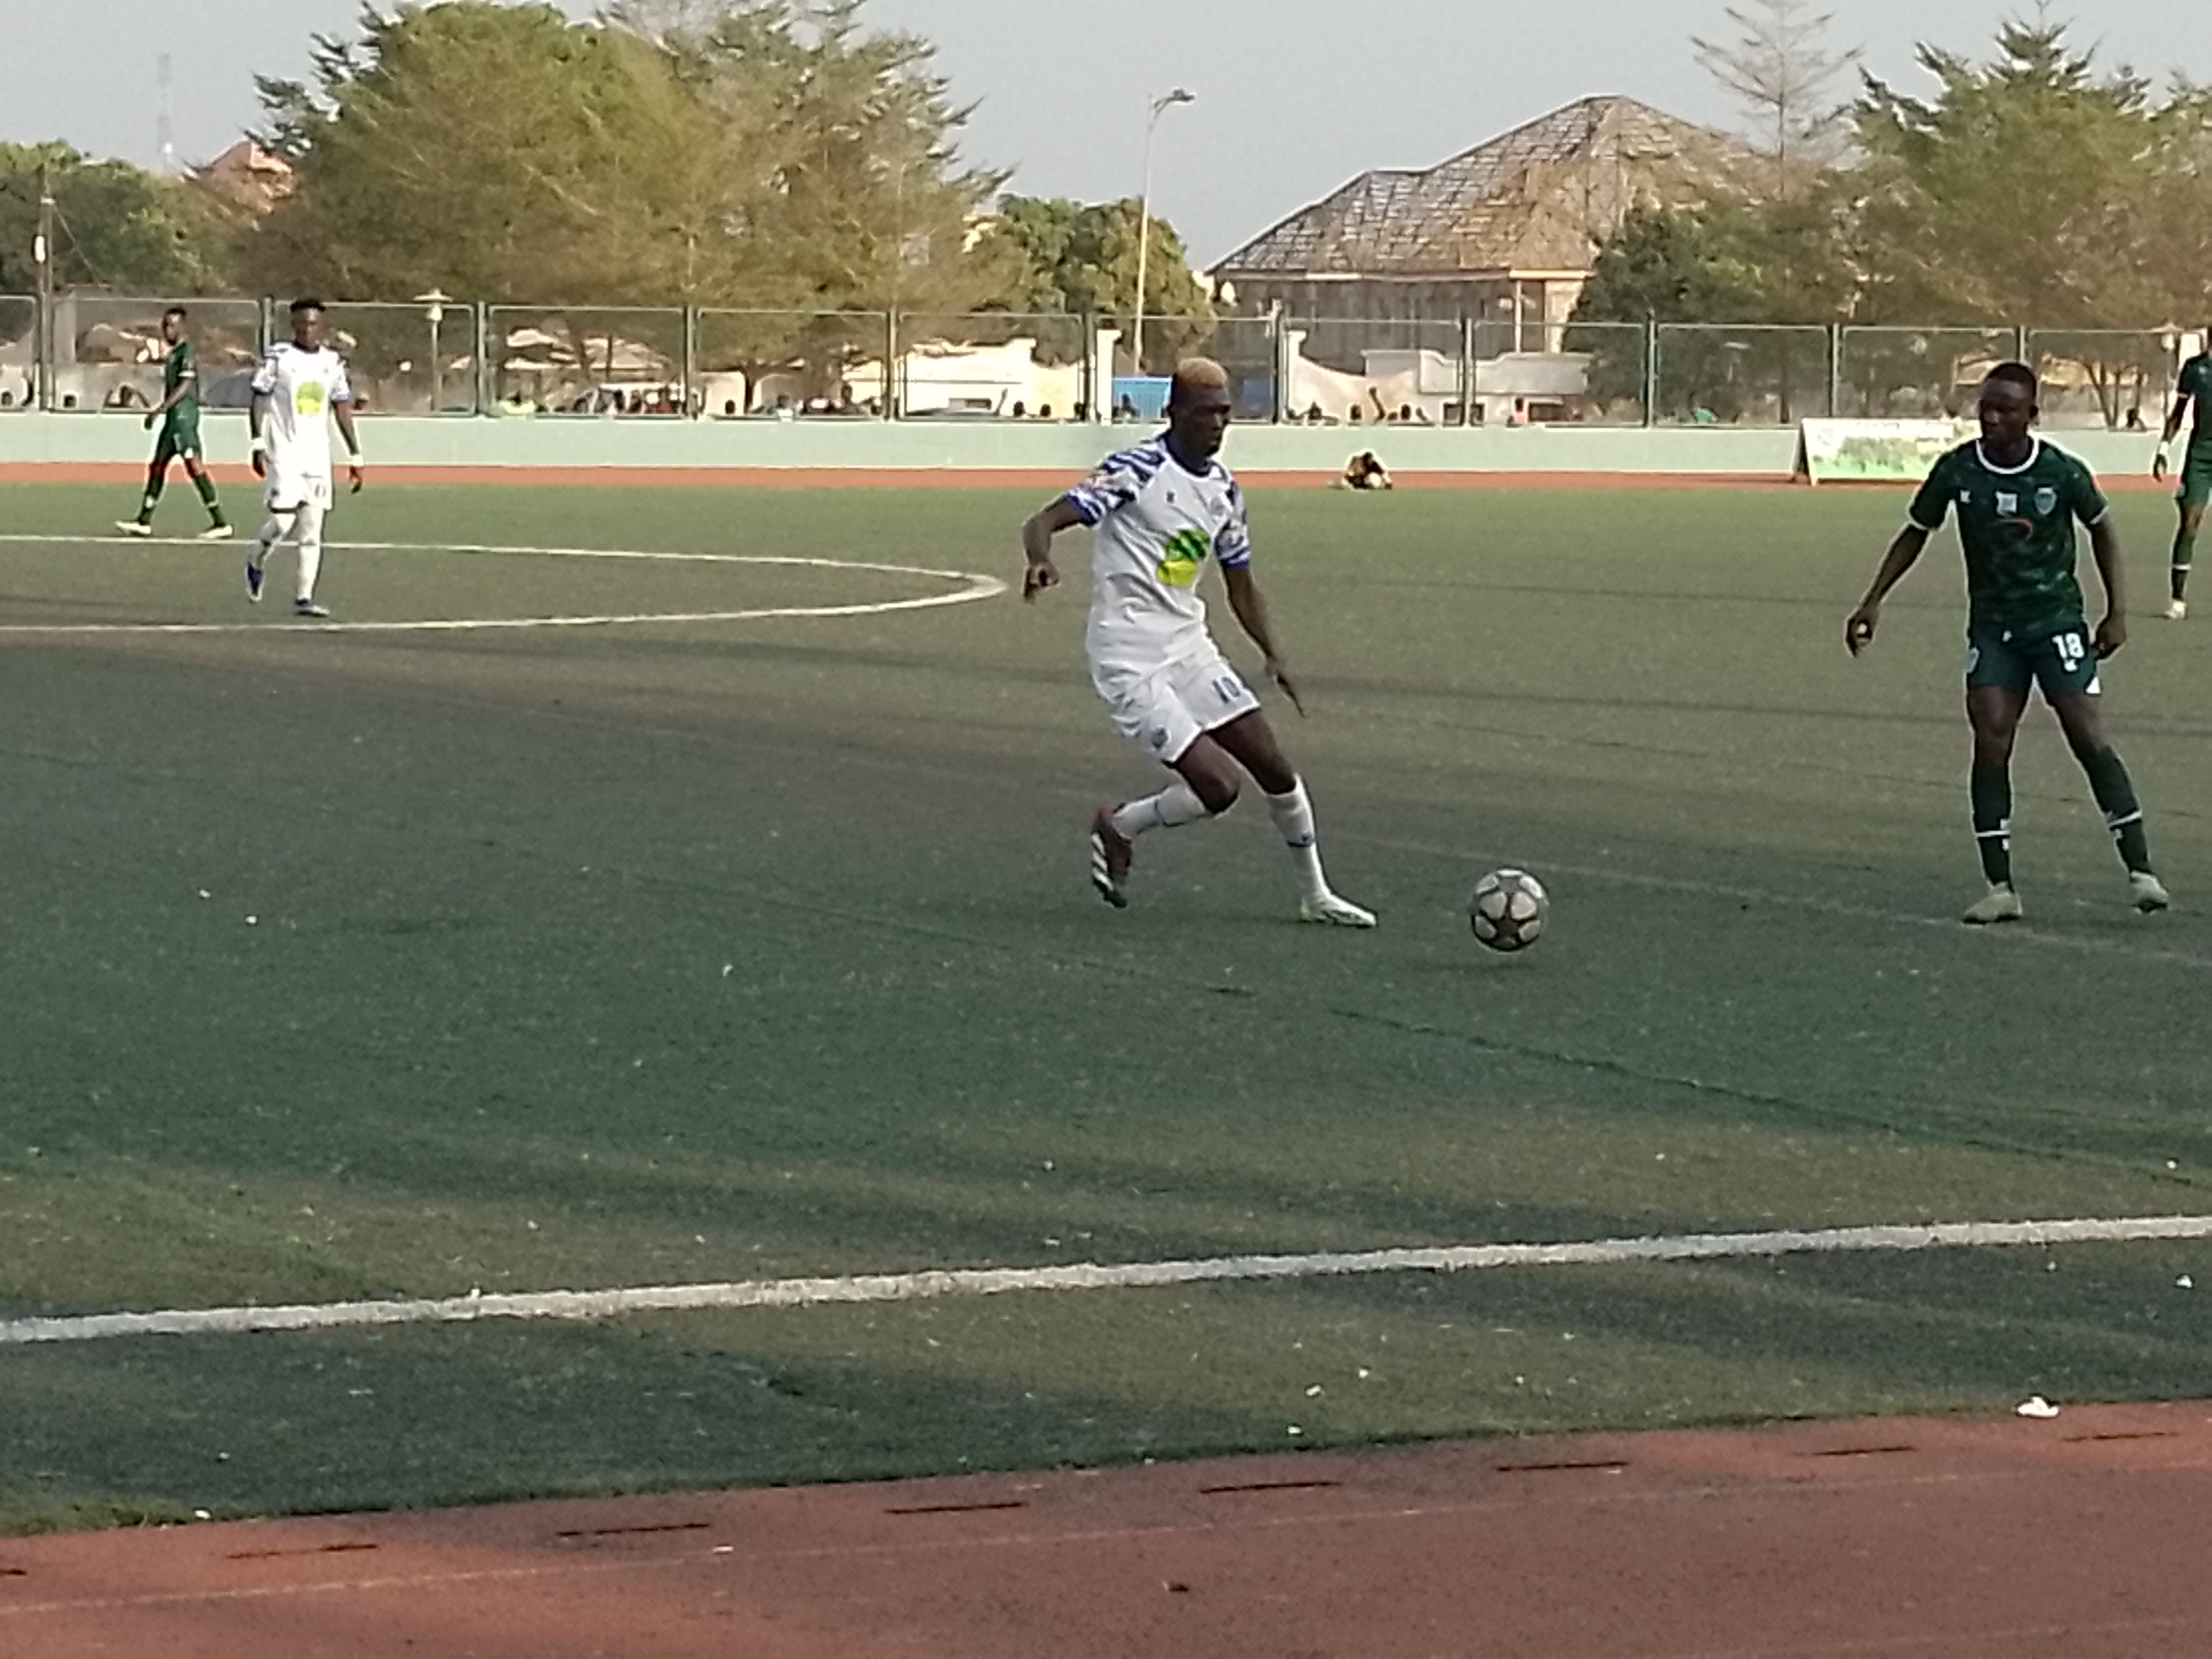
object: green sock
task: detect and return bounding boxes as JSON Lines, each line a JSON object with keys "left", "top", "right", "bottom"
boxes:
{"left": 2176, "top": 520, "right": 2199, "bottom": 602}
{"left": 2080, "top": 746, "right": 2152, "bottom": 874}
{"left": 137, "top": 471, "right": 164, "bottom": 522}
{"left": 1970, "top": 763, "right": 2013, "bottom": 887}
{"left": 192, "top": 471, "right": 226, "bottom": 526}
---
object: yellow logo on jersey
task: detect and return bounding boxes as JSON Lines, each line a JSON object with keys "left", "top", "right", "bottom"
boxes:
{"left": 1155, "top": 528, "right": 1212, "bottom": 588}
{"left": 293, "top": 382, "right": 327, "bottom": 417}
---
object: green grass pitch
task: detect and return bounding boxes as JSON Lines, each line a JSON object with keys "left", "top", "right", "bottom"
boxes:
{"left": 1, "top": 477, "right": 2208, "bottom": 1532}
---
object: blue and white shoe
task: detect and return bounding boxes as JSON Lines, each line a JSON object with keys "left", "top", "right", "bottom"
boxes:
{"left": 244, "top": 558, "right": 264, "bottom": 602}
{"left": 293, "top": 597, "right": 329, "bottom": 619}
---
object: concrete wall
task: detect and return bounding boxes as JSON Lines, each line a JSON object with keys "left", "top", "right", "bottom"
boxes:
{"left": 0, "top": 410, "right": 2166, "bottom": 480}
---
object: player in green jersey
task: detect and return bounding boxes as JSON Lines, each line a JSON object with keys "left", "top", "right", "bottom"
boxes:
{"left": 2151, "top": 337, "right": 2211, "bottom": 620}
{"left": 116, "top": 306, "right": 230, "bottom": 540}
{"left": 1846, "top": 362, "right": 2170, "bottom": 924}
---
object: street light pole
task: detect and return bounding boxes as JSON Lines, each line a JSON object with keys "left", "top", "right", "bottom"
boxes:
{"left": 1131, "top": 87, "right": 1194, "bottom": 394}
{"left": 34, "top": 163, "right": 55, "bottom": 410}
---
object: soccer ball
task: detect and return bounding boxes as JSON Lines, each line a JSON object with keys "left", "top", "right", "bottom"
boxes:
{"left": 1469, "top": 868, "right": 1548, "bottom": 953}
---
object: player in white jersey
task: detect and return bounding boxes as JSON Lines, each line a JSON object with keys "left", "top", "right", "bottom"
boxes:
{"left": 1021, "top": 358, "right": 1375, "bottom": 926}
{"left": 247, "top": 298, "right": 364, "bottom": 618}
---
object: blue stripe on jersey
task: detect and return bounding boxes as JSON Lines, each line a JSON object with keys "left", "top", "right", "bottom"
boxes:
{"left": 1216, "top": 480, "right": 1252, "bottom": 569}
{"left": 1064, "top": 438, "right": 1169, "bottom": 525}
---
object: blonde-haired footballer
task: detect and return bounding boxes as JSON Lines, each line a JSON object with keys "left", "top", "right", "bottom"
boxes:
{"left": 1021, "top": 359, "right": 1375, "bottom": 926}
{"left": 246, "top": 298, "right": 364, "bottom": 619}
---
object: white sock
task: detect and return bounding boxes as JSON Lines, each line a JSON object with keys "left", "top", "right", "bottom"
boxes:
{"left": 1112, "top": 781, "right": 1211, "bottom": 839}
{"left": 1266, "top": 779, "right": 1331, "bottom": 904}
{"left": 254, "top": 513, "right": 292, "bottom": 565}
{"left": 295, "top": 531, "right": 323, "bottom": 602}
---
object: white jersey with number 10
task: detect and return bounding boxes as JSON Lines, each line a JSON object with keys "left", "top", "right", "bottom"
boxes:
{"left": 1064, "top": 437, "right": 1253, "bottom": 672}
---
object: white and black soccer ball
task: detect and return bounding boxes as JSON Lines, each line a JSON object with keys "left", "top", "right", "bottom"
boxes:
{"left": 1469, "top": 868, "right": 1548, "bottom": 953}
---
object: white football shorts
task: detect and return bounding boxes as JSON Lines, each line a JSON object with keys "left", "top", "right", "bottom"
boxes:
{"left": 1091, "top": 641, "right": 1262, "bottom": 765}
{"left": 264, "top": 468, "right": 333, "bottom": 512}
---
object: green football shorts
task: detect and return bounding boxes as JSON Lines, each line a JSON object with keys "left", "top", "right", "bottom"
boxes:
{"left": 1966, "top": 619, "right": 2101, "bottom": 699}
{"left": 2175, "top": 447, "right": 2212, "bottom": 512}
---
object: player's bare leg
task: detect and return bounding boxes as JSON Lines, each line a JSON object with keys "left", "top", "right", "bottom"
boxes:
{"left": 1962, "top": 685, "right": 2025, "bottom": 923}
{"left": 2050, "top": 691, "right": 2168, "bottom": 912}
{"left": 1210, "top": 712, "right": 1376, "bottom": 927}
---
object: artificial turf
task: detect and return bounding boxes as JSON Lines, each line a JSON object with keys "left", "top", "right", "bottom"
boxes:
{"left": 1, "top": 478, "right": 2207, "bottom": 1530}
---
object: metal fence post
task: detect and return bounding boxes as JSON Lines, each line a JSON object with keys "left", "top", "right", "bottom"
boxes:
{"left": 1075, "top": 312, "right": 1092, "bottom": 419}
{"left": 1267, "top": 302, "right": 1286, "bottom": 423}
{"left": 1642, "top": 316, "right": 1659, "bottom": 428}
{"left": 258, "top": 296, "right": 275, "bottom": 358}
{"left": 884, "top": 310, "right": 900, "bottom": 420}
{"left": 2014, "top": 324, "right": 2030, "bottom": 366}
{"left": 1827, "top": 324, "right": 1842, "bottom": 419}
{"left": 682, "top": 305, "right": 698, "bottom": 417}
{"left": 1459, "top": 315, "right": 1477, "bottom": 427}
{"left": 474, "top": 302, "right": 492, "bottom": 413}
{"left": 32, "top": 291, "right": 48, "bottom": 411}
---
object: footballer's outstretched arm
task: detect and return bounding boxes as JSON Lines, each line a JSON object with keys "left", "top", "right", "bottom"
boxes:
{"left": 1845, "top": 524, "right": 1931, "bottom": 654}
{"left": 1222, "top": 564, "right": 1305, "bottom": 714}
{"left": 1020, "top": 497, "right": 1084, "bottom": 601}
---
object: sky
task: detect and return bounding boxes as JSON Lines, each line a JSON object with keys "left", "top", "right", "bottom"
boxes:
{"left": 4, "top": 0, "right": 2208, "bottom": 265}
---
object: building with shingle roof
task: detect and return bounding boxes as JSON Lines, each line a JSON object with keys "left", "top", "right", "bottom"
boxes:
{"left": 1212, "top": 96, "right": 1764, "bottom": 345}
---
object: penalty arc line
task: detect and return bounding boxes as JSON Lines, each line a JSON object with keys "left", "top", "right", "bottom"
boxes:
{"left": 0, "top": 536, "right": 1008, "bottom": 634}
{"left": 7, "top": 1214, "right": 2212, "bottom": 1347}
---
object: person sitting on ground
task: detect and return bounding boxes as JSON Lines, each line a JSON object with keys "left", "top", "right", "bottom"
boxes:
{"left": 1341, "top": 451, "right": 1393, "bottom": 492}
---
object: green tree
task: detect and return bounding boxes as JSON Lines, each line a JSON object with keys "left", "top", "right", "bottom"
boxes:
{"left": 247, "top": 3, "right": 717, "bottom": 305}
{"left": 1568, "top": 202, "right": 1848, "bottom": 420}
{"left": 0, "top": 142, "right": 224, "bottom": 293}
{"left": 638, "top": 2, "right": 1016, "bottom": 313}
{"left": 990, "top": 193, "right": 1214, "bottom": 371}
{"left": 1694, "top": 0, "right": 1863, "bottom": 201}
{"left": 1851, "top": 23, "right": 2162, "bottom": 328}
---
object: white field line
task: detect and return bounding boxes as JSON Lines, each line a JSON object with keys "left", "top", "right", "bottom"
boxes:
{"left": 0, "top": 536, "right": 1006, "bottom": 633}
{"left": 7, "top": 1214, "right": 2211, "bottom": 1348}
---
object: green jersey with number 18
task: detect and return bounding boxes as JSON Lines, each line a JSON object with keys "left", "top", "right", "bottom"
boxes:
{"left": 1906, "top": 437, "right": 2109, "bottom": 635}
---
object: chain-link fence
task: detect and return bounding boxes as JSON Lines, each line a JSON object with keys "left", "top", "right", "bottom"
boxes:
{"left": 1553, "top": 321, "right": 1648, "bottom": 426}
{"left": 488, "top": 307, "right": 687, "bottom": 415}
{"left": 322, "top": 301, "right": 478, "bottom": 415}
{"left": 42, "top": 295, "right": 261, "bottom": 414}
{"left": 0, "top": 296, "right": 35, "bottom": 409}
{"left": 1286, "top": 319, "right": 1462, "bottom": 428}
{"left": 893, "top": 313, "right": 1093, "bottom": 419}
{"left": 1654, "top": 325, "right": 1832, "bottom": 425}
{"left": 4, "top": 293, "right": 2204, "bottom": 431}
{"left": 2027, "top": 330, "right": 2177, "bottom": 432}
{"left": 694, "top": 310, "right": 887, "bottom": 417}
{"left": 1836, "top": 327, "right": 2018, "bottom": 420}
